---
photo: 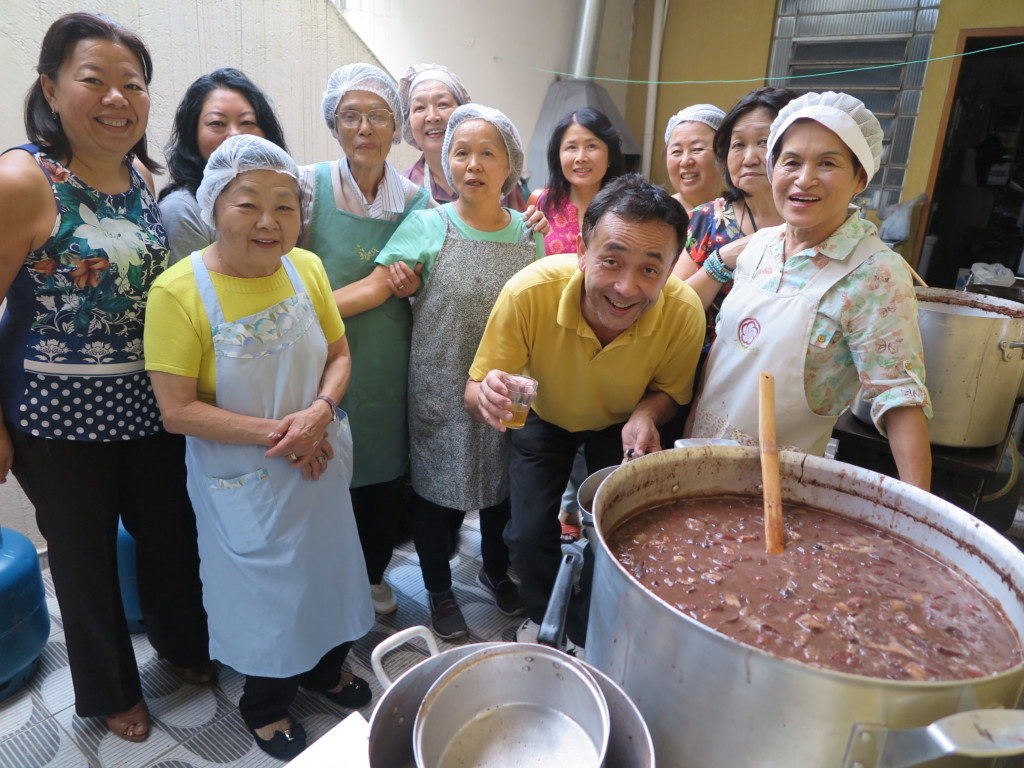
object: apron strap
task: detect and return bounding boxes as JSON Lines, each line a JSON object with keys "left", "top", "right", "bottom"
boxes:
{"left": 191, "top": 251, "right": 307, "bottom": 330}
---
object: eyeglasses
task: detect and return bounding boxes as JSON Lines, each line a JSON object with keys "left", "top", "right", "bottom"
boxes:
{"left": 335, "top": 109, "right": 394, "bottom": 129}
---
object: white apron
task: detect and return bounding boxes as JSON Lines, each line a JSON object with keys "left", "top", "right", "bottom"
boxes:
{"left": 690, "top": 228, "right": 887, "bottom": 456}
{"left": 184, "top": 252, "right": 373, "bottom": 678}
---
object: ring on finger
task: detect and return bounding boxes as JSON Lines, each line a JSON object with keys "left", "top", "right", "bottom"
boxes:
{"left": 316, "top": 455, "right": 326, "bottom": 464}
{"left": 288, "top": 452, "right": 299, "bottom": 461}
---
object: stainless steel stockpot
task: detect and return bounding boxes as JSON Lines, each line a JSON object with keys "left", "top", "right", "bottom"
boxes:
{"left": 413, "top": 643, "right": 609, "bottom": 768}
{"left": 854, "top": 288, "right": 1024, "bottom": 446}
{"left": 585, "top": 445, "right": 1024, "bottom": 768}
{"left": 367, "top": 627, "right": 655, "bottom": 768}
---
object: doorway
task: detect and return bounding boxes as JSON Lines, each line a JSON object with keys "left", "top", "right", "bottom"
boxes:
{"left": 920, "top": 33, "right": 1024, "bottom": 288}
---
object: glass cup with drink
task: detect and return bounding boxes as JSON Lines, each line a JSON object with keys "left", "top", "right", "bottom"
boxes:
{"left": 500, "top": 374, "right": 538, "bottom": 429}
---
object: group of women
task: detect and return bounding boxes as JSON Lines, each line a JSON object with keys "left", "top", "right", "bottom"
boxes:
{"left": 0, "top": 10, "right": 932, "bottom": 761}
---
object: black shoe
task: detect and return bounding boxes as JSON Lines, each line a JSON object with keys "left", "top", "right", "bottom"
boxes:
{"left": 477, "top": 569, "right": 526, "bottom": 617}
{"left": 428, "top": 589, "right": 468, "bottom": 641}
{"left": 251, "top": 721, "right": 307, "bottom": 760}
{"left": 319, "top": 674, "right": 372, "bottom": 709}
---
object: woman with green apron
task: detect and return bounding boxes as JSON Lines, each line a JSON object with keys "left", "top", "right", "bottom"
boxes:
{"left": 145, "top": 136, "right": 374, "bottom": 760}
{"left": 299, "top": 63, "right": 431, "bottom": 616}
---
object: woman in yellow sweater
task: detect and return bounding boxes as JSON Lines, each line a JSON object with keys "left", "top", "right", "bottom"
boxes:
{"left": 143, "top": 135, "right": 372, "bottom": 760}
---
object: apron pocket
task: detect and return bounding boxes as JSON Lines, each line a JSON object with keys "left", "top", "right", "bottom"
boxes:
{"left": 206, "top": 468, "right": 276, "bottom": 554}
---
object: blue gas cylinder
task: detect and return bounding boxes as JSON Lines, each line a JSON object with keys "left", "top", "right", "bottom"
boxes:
{"left": 0, "top": 526, "right": 50, "bottom": 703}
{"left": 116, "top": 520, "right": 145, "bottom": 634}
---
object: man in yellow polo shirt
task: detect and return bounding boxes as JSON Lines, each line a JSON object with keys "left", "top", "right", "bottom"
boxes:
{"left": 466, "top": 174, "right": 705, "bottom": 646}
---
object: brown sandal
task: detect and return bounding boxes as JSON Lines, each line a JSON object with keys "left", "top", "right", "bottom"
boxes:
{"left": 105, "top": 699, "right": 150, "bottom": 742}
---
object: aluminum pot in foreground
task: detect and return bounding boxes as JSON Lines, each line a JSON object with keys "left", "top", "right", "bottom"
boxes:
{"left": 585, "top": 446, "right": 1024, "bottom": 768}
{"left": 367, "top": 627, "right": 655, "bottom": 768}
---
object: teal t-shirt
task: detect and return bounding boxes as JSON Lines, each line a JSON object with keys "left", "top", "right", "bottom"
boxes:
{"left": 375, "top": 203, "right": 545, "bottom": 286}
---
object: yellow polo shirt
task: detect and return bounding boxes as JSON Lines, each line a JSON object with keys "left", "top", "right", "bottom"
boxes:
{"left": 469, "top": 254, "right": 705, "bottom": 432}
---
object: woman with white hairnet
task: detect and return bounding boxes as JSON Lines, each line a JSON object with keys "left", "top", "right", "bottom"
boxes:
{"left": 145, "top": 134, "right": 373, "bottom": 760}
{"left": 399, "top": 62, "right": 526, "bottom": 210}
{"left": 689, "top": 92, "right": 932, "bottom": 490}
{"left": 296, "top": 62, "right": 433, "bottom": 618}
{"left": 664, "top": 103, "right": 725, "bottom": 214}
{"left": 375, "top": 104, "right": 544, "bottom": 640}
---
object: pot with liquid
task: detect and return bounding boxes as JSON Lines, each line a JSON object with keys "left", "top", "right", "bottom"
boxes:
{"left": 584, "top": 445, "right": 1024, "bottom": 767}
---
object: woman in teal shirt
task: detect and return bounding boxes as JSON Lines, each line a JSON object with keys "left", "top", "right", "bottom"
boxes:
{"left": 376, "top": 104, "right": 543, "bottom": 640}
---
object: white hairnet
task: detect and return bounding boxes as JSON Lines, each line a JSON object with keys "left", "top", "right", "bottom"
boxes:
{"left": 664, "top": 104, "right": 726, "bottom": 144}
{"left": 320, "top": 63, "right": 402, "bottom": 145}
{"left": 767, "top": 91, "right": 883, "bottom": 180}
{"left": 441, "top": 104, "right": 524, "bottom": 198}
{"left": 196, "top": 134, "right": 299, "bottom": 227}
{"left": 398, "top": 63, "right": 471, "bottom": 149}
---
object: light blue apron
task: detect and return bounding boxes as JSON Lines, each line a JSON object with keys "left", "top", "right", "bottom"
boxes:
{"left": 184, "top": 251, "right": 373, "bottom": 678}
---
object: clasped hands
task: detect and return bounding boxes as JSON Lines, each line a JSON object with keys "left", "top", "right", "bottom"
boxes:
{"left": 263, "top": 400, "right": 335, "bottom": 480}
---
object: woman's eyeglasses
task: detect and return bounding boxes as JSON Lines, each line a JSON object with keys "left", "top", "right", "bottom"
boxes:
{"left": 335, "top": 109, "right": 394, "bottom": 129}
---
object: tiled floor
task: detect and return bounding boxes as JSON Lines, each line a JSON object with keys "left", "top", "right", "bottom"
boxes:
{"left": 5, "top": 507, "right": 1024, "bottom": 768}
{"left": 0, "top": 513, "right": 524, "bottom": 768}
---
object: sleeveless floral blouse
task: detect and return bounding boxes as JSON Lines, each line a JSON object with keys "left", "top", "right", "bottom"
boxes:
{"left": 0, "top": 146, "right": 166, "bottom": 441}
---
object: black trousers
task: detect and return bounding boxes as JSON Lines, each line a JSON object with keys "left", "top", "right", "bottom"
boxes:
{"left": 9, "top": 425, "right": 210, "bottom": 717}
{"left": 412, "top": 494, "right": 511, "bottom": 594}
{"left": 239, "top": 642, "right": 353, "bottom": 730}
{"left": 350, "top": 479, "right": 401, "bottom": 584}
{"left": 505, "top": 413, "right": 623, "bottom": 645}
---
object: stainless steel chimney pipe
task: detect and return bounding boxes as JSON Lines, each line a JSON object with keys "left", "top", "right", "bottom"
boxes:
{"left": 569, "top": 0, "right": 606, "bottom": 78}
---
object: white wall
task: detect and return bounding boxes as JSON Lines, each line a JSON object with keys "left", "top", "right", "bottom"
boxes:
{"left": 341, "top": 0, "right": 637, "bottom": 182}
{"left": 0, "top": 0, "right": 392, "bottom": 186}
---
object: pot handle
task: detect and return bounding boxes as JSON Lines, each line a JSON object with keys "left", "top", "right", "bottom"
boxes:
{"left": 999, "top": 340, "right": 1024, "bottom": 362}
{"left": 369, "top": 625, "right": 440, "bottom": 690}
{"left": 536, "top": 549, "right": 583, "bottom": 649}
{"left": 842, "top": 708, "right": 1024, "bottom": 768}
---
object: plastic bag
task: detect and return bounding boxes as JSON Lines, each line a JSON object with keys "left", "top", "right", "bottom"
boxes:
{"left": 878, "top": 193, "right": 926, "bottom": 245}
{"left": 970, "top": 262, "right": 1017, "bottom": 287}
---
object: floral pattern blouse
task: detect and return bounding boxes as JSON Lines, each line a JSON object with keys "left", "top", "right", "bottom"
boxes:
{"left": 734, "top": 211, "right": 932, "bottom": 431}
{"left": 0, "top": 146, "right": 166, "bottom": 441}
{"left": 536, "top": 190, "right": 580, "bottom": 256}
{"left": 684, "top": 197, "right": 743, "bottom": 349}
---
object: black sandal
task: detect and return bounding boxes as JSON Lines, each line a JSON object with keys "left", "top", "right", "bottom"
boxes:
{"left": 319, "top": 674, "right": 372, "bottom": 709}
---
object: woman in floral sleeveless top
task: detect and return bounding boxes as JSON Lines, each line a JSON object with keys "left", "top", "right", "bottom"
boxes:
{"left": 0, "top": 13, "right": 210, "bottom": 744}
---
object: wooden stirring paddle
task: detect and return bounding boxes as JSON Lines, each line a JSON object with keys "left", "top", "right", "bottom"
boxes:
{"left": 758, "top": 372, "right": 785, "bottom": 554}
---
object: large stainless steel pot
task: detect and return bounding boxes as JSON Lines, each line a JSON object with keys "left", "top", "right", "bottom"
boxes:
{"left": 367, "top": 627, "right": 655, "bottom": 768}
{"left": 413, "top": 643, "right": 610, "bottom": 768}
{"left": 854, "top": 288, "right": 1024, "bottom": 446}
{"left": 585, "top": 445, "right": 1024, "bottom": 768}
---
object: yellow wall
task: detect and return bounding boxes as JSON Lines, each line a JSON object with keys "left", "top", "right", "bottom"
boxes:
{"left": 904, "top": 0, "right": 1024, "bottom": 204}
{"left": 641, "top": 0, "right": 778, "bottom": 187}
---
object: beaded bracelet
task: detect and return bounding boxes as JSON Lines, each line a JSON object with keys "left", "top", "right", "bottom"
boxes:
{"left": 313, "top": 395, "right": 337, "bottom": 412}
{"left": 704, "top": 250, "right": 734, "bottom": 284}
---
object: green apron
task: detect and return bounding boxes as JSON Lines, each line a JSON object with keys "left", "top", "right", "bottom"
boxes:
{"left": 307, "top": 160, "right": 430, "bottom": 487}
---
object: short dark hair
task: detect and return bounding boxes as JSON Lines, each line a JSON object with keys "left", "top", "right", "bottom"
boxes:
{"left": 713, "top": 86, "right": 796, "bottom": 203}
{"left": 541, "top": 108, "right": 625, "bottom": 216}
{"left": 582, "top": 173, "right": 688, "bottom": 255}
{"left": 24, "top": 12, "right": 160, "bottom": 172}
{"left": 160, "top": 68, "right": 288, "bottom": 200}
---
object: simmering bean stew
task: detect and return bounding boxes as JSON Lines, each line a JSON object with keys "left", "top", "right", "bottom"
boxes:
{"left": 608, "top": 495, "right": 1022, "bottom": 681}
